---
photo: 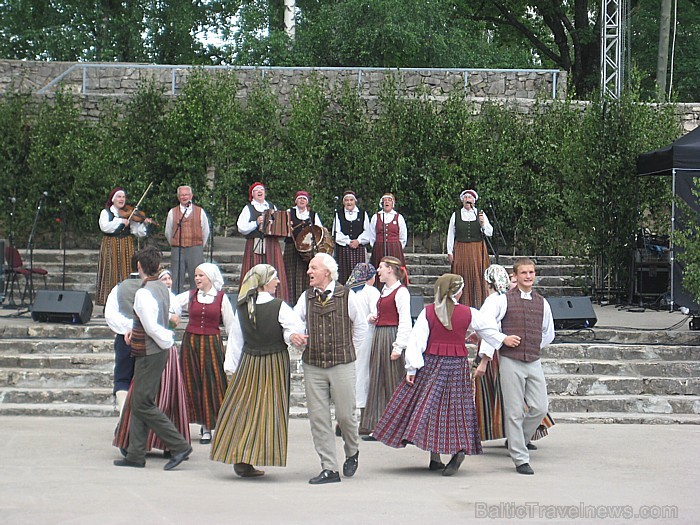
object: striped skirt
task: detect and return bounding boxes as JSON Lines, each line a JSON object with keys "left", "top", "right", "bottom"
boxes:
{"left": 96, "top": 235, "right": 134, "bottom": 306}
{"left": 113, "top": 345, "right": 191, "bottom": 451}
{"left": 240, "top": 237, "right": 289, "bottom": 304}
{"left": 283, "top": 242, "right": 310, "bottom": 305}
{"left": 335, "top": 244, "right": 367, "bottom": 285}
{"left": 451, "top": 240, "right": 490, "bottom": 308}
{"left": 474, "top": 350, "right": 555, "bottom": 442}
{"left": 373, "top": 354, "right": 482, "bottom": 456}
{"left": 180, "top": 332, "right": 228, "bottom": 429}
{"left": 210, "top": 351, "right": 290, "bottom": 466}
{"left": 360, "top": 325, "right": 405, "bottom": 433}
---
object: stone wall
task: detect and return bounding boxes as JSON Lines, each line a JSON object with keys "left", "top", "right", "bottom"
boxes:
{"left": 2, "top": 59, "right": 699, "bottom": 130}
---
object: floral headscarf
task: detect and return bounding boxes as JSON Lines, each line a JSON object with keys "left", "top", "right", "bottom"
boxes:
{"left": 484, "top": 265, "right": 510, "bottom": 295}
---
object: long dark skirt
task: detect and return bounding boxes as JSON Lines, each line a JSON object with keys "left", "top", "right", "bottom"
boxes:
{"left": 283, "top": 242, "right": 310, "bottom": 305}
{"left": 96, "top": 235, "right": 134, "bottom": 306}
{"left": 373, "top": 354, "right": 482, "bottom": 456}
{"left": 361, "top": 326, "right": 405, "bottom": 433}
{"left": 180, "top": 332, "right": 228, "bottom": 429}
{"left": 474, "top": 350, "right": 554, "bottom": 442}
{"left": 113, "top": 346, "right": 191, "bottom": 452}
{"left": 239, "top": 237, "right": 289, "bottom": 304}
{"left": 210, "top": 351, "right": 290, "bottom": 466}
{"left": 335, "top": 243, "right": 367, "bottom": 285}
{"left": 451, "top": 240, "right": 490, "bottom": 308}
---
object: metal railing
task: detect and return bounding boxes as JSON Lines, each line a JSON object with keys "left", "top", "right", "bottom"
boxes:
{"left": 37, "top": 63, "right": 562, "bottom": 99}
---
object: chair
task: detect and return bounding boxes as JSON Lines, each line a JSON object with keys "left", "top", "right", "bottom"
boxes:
{"left": 4, "top": 246, "right": 48, "bottom": 304}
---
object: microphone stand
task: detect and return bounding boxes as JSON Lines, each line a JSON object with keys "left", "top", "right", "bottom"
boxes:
{"left": 2, "top": 197, "right": 18, "bottom": 306}
{"left": 60, "top": 199, "right": 66, "bottom": 290}
{"left": 382, "top": 210, "right": 388, "bottom": 258}
{"left": 488, "top": 202, "right": 506, "bottom": 263}
{"left": 23, "top": 193, "right": 46, "bottom": 308}
{"left": 477, "top": 205, "right": 497, "bottom": 263}
{"left": 174, "top": 205, "right": 187, "bottom": 294}
{"left": 208, "top": 194, "right": 214, "bottom": 263}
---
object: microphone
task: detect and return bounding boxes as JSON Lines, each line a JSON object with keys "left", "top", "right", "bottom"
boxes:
{"left": 10, "top": 197, "right": 16, "bottom": 204}
{"left": 187, "top": 200, "right": 192, "bottom": 207}
{"left": 42, "top": 191, "right": 49, "bottom": 198}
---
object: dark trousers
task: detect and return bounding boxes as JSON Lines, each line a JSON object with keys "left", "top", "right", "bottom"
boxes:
{"left": 127, "top": 350, "right": 189, "bottom": 463}
{"left": 113, "top": 334, "right": 135, "bottom": 393}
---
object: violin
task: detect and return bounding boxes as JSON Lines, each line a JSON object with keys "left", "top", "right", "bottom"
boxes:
{"left": 119, "top": 203, "right": 159, "bottom": 226}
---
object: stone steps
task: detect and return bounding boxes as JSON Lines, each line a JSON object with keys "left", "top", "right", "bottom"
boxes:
{"left": 548, "top": 394, "right": 700, "bottom": 415}
{"left": 550, "top": 411, "right": 700, "bottom": 424}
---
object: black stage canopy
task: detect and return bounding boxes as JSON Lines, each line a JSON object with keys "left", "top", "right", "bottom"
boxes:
{"left": 637, "top": 127, "right": 700, "bottom": 311}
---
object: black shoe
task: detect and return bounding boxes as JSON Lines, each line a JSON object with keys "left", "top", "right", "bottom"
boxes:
{"left": 504, "top": 439, "right": 537, "bottom": 451}
{"left": 516, "top": 463, "right": 535, "bottom": 475}
{"left": 442, "top": 451, "right": 466, "bottom": 476}
{"left": 361, "top": 435, "right": 377, "bottom": 442}
{"left": 113, "top": 458, "right": 145, "bottom": 468}
{"left": 335, "top": 424, "right": 342, "bottom": 437}
{"left": 343, "top": 452, "right": 359, "bottom": 477}
{"left": 163, "top": 446, "right": 193, "bottom": 471}
{"left": 163, "top": 450, "right": 172, "bottom": 459}
{"left": 309, "top": 469, "right": 341, "bottom": 485}
{"left": 429, "top": 460, "right": 446, "bottom": 471}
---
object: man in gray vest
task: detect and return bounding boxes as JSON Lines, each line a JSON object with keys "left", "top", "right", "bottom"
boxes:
{"left": 479, "top": 257, "right": 554, "bottom": 475}
{"left": 104, "top": 256, "right": 141, "bottom": 415}
{"left": 291, "top": 253, "right": 368, "bottom": 484}
{"left": 446, "top": 189, "right": 493, "bottom": 307}
{"left": 113, "top": 246, "right": 192, "bottom": 470}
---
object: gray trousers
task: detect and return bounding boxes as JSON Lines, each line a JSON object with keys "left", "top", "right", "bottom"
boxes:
{"left": 499, "top": 355, "right": 548, "bottom": 467}
{"left": 303, "top": 361, "right": 360, "bottom": 472}
{"left": 170, "top": 245, "right": 204, "bottom": 293}
{"left": 127, "top": 350, "right": 189, "bottom": 463}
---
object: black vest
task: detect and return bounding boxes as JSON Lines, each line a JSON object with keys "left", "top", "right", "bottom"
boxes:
{"left": 454, "top": 209, "right": 483, "bottom": 242}
{"left": 237, "top": 299, "right": 287, "bottom": 356}
{"left": 337, "top": 208, "right": 365, "bottom": 240}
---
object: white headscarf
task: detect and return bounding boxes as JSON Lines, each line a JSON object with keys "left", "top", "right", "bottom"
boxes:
{"left": 196, "top": 263, "right": 224, "bottom": 292}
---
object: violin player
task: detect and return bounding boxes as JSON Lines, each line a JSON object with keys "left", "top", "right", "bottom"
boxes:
{"left": 164, "top": 185, "right": 211, "bottom": 293}
{"left": 96, "top": 187, "right": 153, "bottom": 306}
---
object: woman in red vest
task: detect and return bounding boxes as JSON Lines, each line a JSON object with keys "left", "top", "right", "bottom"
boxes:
{"left": 372, "top": 273, "right": 519, "bottom": 476}
{"left": 174, "top": 263, "right": 234, "bottom": 444}
{"left": 360, "top": 256, "right": 412, "bottom": 437}
{"left": 368, "top": 193, "right": 407, "bottom": 279}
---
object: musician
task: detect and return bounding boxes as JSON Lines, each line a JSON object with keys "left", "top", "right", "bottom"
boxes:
{"left": 284, "top": 190, "right": 324, "bottom": 303}
{"left": 236, "top": 182, "right": 290, "bottom": 304}
{"left": 446, "top": 189, "right": 492, "bottom": 307}
{"left": 333, "top": 190, "right": 371, "bottom": 284}
{"left": 96, "top": 187, "right": 151, "bottom": 306}
{"left": 368, "top": 193, "right": 407, "bottom": 283}
{"left": 165, "top": 185, "right": 210, "bottom": 294}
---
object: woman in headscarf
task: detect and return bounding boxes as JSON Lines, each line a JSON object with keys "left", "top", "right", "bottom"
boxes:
{"left": 174, "top": 262, "right": 234, "bottom": 444}
{"left": 345, "top": 262, "right": 380, "bottom": 433}
{"left": 210, "top": 264, "right": 304, "bottom": 477}
{"left": 368, "top": 193, "right": 408, "bottom": 281}
{"left": 371, "top": 273, "right": 520, "bottom": 476}
{"left": 361, "top": 256, "right": 411, "bottom": 438}
{"left": 475, "top": 265, "right": 555, "bottom": 444}
{"left": 333, "top": 191, "right": 371, "bottom": 284}
{"left": 113, "top": 269, "right": 191, "bottom": 457}
{"left": 284, "top": 190, "right": 324, "bottom": 303}
{"left": 96, "top": 187, "right": 152, "bottom": 305}
{"left": 236, "top": 182, "right": 289, "bottom": 303}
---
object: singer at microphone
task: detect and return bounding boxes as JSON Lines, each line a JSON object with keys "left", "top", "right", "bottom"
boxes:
{"left": 165, "top": 185, "right": 210, "bottom": 293}
{"left": 446, "top": 188, "right": 493, "bottom": 307}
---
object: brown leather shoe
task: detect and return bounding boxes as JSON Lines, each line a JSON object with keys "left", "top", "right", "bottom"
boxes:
{"left": 233, "top": 463, "right": 265, "bottom": 477}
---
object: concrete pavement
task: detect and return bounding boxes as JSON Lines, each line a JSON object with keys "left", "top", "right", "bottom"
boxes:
{"left": 0, "top": 417, "right": 698, "bottom": 525}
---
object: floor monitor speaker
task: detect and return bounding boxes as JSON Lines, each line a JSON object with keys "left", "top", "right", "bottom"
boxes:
{"left": 547, "top": 296, "right": 597, "bottom": 330}
{"left": 31, "top": 290, "right": 93, "bottom": 324}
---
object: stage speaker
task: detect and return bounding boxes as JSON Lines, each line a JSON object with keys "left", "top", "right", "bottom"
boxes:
{"left": 31, "top": 290, "right": 93, "bottom": 324}
{"left": 547, "top": 296, "right": 597, "bottom": 330}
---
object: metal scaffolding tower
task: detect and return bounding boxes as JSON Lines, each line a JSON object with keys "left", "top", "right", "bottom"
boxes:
{"left": 600, "top": 0, "right": 627, "bottom": 99}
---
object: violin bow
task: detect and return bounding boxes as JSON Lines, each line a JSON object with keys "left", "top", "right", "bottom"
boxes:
{"left": 127, "top": 181, "right": 154, "bottom": 221}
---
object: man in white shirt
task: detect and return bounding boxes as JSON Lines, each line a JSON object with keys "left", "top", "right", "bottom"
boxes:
{"left": 113, "top": 246, "right": 192, "bottom": 471}
{"left": 479, "top": 257, "right": 555, "bottom": 475}
{"left": 165, "top": 185, "right": 210, "bottom": 293}
{"left": 291, "top": 253, "right": 368, "bottom": 485}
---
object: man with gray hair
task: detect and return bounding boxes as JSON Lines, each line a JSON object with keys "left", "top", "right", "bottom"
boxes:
{"left": 291, "top": 253, "right": 368, "bottom": 484}
{"left": 165, "top": 185, "right": 210, "bottom": 293}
